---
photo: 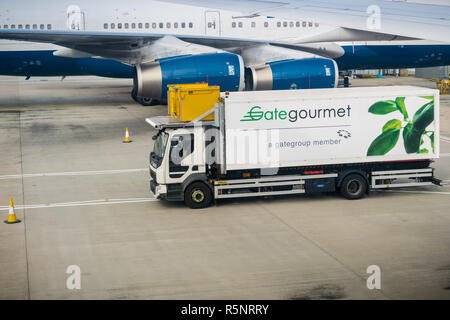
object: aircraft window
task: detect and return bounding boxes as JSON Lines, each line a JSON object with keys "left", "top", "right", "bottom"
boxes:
{"left": 290, "top": 21, "right": 294, "bottom": 27}
{"left": 296, "top": 21, "right": 300, "bottom": 27}
{"left": 104, "top": 23, "right": 108, "bottom": 29}
{"left": 208, "top": 22, "right": 212, "bottom": 28}
{"left": 111, "top": 23, "right": 115, "bottom": 29}
{"left": 189, "top": 22, "right": 193, "bottom": 28}
{"left": 18, "top": 24, "right": 23, "bottom": 29}
{"left": 315, "top": 22, "right": 319, "bottom": 27}
{"left": 3, "top": 25, "right": 7, "bottom": 29}
{"left": 131, "top": 23, "right": 136, "bottom": 29}
{"left": 159, "top": 23, "right": 164, "bottom": 28}
{"left": 283, "top": 21, "right": 287, "bottom": 27}
{"left": 302, "top": 21, "right": 306, "bottom": 27}
{"left": 40, "top": 24, "right": 44, "bottom": 30}
{"left": 11, "top": 24, "right": 16, "bottom": 29}
{"left": 277, "top": 21, "right": 281, "bottom": 28}
{"left": 174, "top": 22, "right": 178, "bottom": 28}
{"left": 152, "top": 23, "right": 157, "bottom": 28}
{"left": 166, "top": 22, "right": 171, "bottom": 28}
{"left": 251, "top": 22, "right": 256, "bottom": 28}
{"left": 48, "top": 24, "right": 52, "bottom": 30}
{"left": 309, "top": 21, "right": 313, "bottom": 27}
{"left": 181, "top": 22, "right": 186, "bottom": 28}
{"left": 264, "top": 21, "right": 269, "bottom": 28}
{"left": 138, "top": 23, "right": 143, "bottom": 29}
{"left": 232, "top": 22, "right": 236, "bottom": 28}
{"left": 124, "top": 23, "right": 129, "bottom": 29}
{"left": 25, "top": 24, "right": 30, "bottom": 29}
{"left": 145, "top": 23, "right": 149, "bottom": 29}
{"left": 118, "top": 23, "right": 122, "bottom": 29}
{"left": 238, "top": 22, "right": 243, "bottom": 28}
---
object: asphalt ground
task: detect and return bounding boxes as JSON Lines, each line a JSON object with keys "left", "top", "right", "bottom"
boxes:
{"left": 0, "top": 75, "right": 449, "bottom": 299}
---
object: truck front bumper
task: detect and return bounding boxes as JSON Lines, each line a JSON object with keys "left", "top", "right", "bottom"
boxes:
{"left": 150, "top": 180, "right": 167, "bottom": 200}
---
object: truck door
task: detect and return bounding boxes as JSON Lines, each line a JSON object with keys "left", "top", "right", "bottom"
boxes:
{"left": 205, "top": 11, "right": 221, "bottom": 36}
{"left": 168, "top": 134, "right": 194, "bottom": 179}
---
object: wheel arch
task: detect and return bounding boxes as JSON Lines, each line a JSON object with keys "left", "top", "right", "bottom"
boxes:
{"left": 337, "top": 169, "right": 370, "bottom": 193}
{"left": 182, "top": 174, "right": 214, "bottom": 195}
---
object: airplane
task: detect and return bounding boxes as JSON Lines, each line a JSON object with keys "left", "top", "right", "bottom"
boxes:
{"left": 0, "top": 0, "right": 449, "bottom": 106}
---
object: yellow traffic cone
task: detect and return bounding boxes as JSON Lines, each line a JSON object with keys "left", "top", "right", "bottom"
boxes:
{"left": 4, "top": 198, "right": 20, "bottom": 224}
{"left": 123, "top": 128, "right": 132, "bottom": 143}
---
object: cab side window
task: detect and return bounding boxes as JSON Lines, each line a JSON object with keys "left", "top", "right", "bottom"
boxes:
{"left": 169, "top": 134, "right": 194, "bottom": 169}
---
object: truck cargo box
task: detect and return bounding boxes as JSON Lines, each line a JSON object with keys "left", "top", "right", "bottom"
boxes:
{"left": 222, "top": 86, "right": 439, "bottom": 171}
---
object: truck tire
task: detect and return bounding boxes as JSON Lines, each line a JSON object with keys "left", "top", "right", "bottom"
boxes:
{"left": 184, "top": 182, "right": 213, "bottom": 209}
{"left": 340, "top": 174, "right": 367, "bottom": 200}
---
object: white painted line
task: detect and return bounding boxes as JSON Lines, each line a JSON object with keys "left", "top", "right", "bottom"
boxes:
{"left": 441, "top": 136, "right": 450, "bottom": 143}
{"left": 0, "top": 197, "right": 158, "bottom": 211}
{"left": 374, "top": 190, "right": 450, "bottom": 195}
{"left": 0, "top": 168, "right": 148, "bottom": 180}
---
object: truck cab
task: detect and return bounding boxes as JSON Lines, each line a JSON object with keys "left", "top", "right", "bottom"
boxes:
{"left": 149, "top": 119, "right": 217, "bottom": 208}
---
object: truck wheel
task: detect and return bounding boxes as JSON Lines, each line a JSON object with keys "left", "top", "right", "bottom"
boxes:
{"left": 184, "top": 182, "right": 213, "bottom": 209}
{"left": 340, "top": 174, "right": 367, "bottom": 200}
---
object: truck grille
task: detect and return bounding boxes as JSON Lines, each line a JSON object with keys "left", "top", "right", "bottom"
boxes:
{"left": 150, "top": 180, "right": 157, "bottom": 195}
{"left": 150, "top": 168, "right": 157, "bottom": 183}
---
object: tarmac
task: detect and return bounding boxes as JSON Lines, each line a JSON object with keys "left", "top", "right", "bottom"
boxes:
{"left": 0, "top": 75, "right": 449, "bottom": 300}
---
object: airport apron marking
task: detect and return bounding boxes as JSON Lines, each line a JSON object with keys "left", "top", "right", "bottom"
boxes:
{"left": 375, "top": 190, "right": 450, "bottom": 195}
{"left": 0, "top": 168, "right": 148, "bottom": 180}
{"left": 0, "top": 197, "right": 157, "bottom": 211}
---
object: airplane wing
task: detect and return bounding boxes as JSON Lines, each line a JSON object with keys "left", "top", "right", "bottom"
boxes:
{"left": 0, "top": 27, "right": 415, "bottom": 65}
{"left": 158, "top": 0, "right": 450, "bottom": 43}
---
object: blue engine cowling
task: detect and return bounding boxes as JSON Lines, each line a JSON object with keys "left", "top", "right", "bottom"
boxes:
{"left": 134, "top": 53, "right": 245, "bottom": 103}
{"left": 245, "top": 58, "right": 338, "bottom": 91}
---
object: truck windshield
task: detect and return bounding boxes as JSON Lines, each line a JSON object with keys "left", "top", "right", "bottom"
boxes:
{"left": 150, "top": 131, "right": 168, "bottom": 168}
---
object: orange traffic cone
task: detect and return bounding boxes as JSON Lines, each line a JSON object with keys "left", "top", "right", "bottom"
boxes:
{"left": 123, "top": 128, "right": 132, "bottom": 143}
{"left": 4, "top": 198, "right": 20, "bottom": 224}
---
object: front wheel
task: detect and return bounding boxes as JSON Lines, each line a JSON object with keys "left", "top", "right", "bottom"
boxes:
{"left": 184, "top": 182, "right": 213, "bottom": 209}
{"left": 340, "top": 174, "right": 367, "bottom": 200}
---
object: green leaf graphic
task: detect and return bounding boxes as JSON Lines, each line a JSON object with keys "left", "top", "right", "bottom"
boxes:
{"left": 430, "top": 133, "right": 435, "bottom": 152}
{"left": 369, "top": 100, "right": 398, "bottom": 115}
{"left": 419, "top": 148, "right": 429, "bottom": 154}
{"left": 403, "top": 123, "right": 424, "bottom": 154}
{"left": 382, "top": 119, "right": 402, "bottom": 132}
{"left": 367, "top": 128, "right": 401, "bottom": 156}
{"left": 413, "top": 101, "right": 434, "bottom": 130}
{"left": 420, "top": 96, "right": 434, "bottom": 100}
{"left": 395, "top": 97, "right": 409, "bottom": 121}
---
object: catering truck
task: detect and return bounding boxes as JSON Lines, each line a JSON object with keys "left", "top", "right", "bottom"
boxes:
{"left": 147, "top": 84, "right": 442, "bottom": 209}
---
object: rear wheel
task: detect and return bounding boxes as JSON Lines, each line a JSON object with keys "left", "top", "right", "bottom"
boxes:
{"left": 138, "top": 97, "right": 158, "bottom": 106}
{"left": 184, "top": 182, "right": 213, "bottom": 209}
{"left": 340, "top": 174, "right": 367, "bottom": 200}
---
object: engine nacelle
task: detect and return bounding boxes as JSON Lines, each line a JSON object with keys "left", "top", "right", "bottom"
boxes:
{"left": 134, "top": 53, "right": 245, "bottom": 104}
{"left": 245, "top": 58, "right": 338, "bottom": 91}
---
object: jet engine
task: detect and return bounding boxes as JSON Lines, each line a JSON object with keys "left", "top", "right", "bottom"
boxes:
{"left": 245, "top": 58, "right": 338, "bottom": 91}
{"left": 133, "top": 53, "right": 245, "bottom": 105}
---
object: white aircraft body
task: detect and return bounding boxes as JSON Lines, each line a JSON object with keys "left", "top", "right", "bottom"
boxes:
{"left": 0, "top": 0, "right": 449, "bottom": 105}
